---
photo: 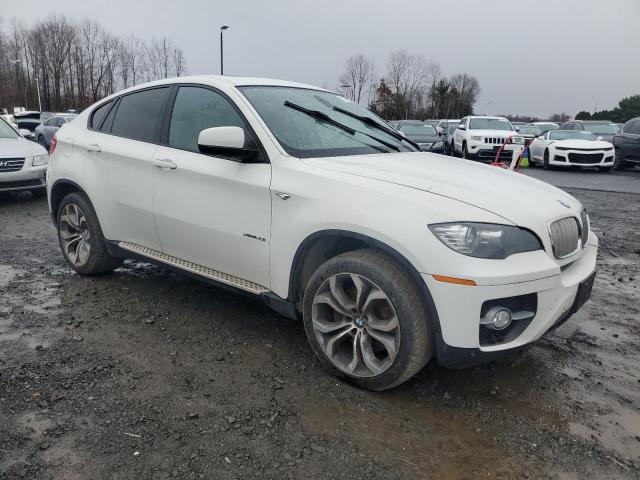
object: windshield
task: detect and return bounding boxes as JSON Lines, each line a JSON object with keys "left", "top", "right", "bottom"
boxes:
{"left": 399, "top": 124, "right": 437, "bottom": 135}
{"left": 0, "top": 117, "right": 19, "bottom": 139}
{"left": 469, "top": 118, "right": 514, "bottom": 131}
{"left": 239, "top": 86, "right": 417, "bottom": 158}
{"left": 583, "top": 123, "right": 619, "bottom": 134}
{"left": 549, "top": 130, "right": 596, "bottom": 141}
{"left": 518, "top": 126, "right": 540, "bottom": 135}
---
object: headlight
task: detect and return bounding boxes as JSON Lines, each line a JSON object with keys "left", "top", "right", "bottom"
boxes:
{"left": 471, "top": 136, "right": 483, "bottom": 141}
{"left": 428, "top": 222, "right": 542, "bottom": 259}
{"left": 31, "top": 154, "right": 49, "bottom": 166}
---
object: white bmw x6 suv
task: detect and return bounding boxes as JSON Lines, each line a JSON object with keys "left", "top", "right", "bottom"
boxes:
{"left": 47, "top": 76, "right": 597, "bottom": 390}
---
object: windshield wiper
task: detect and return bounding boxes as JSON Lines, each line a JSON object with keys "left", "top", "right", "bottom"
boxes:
{"left": 284, "top": 101, "right": 399, "bottom": 152}
{"left": 331, "top": 106, "right": 419, "bottom": 149}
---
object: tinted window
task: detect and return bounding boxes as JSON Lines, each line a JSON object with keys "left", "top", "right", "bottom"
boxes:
{"left": 111, "top": 87, "right": 170, "bottom": 143}
{"left": 44, "top": 118, "right": 57, "bottom": 127}
{"left": 91, "top": 101, "right": 113, "bottom": 130}
{"left": 625, "top": 120, "right": 640, "bottom": 135}
{"left": 169, "top": 86, "right": 246, "bottom": 152}
{"left": 101, "top": 101, "right": 118, "bottom": 133}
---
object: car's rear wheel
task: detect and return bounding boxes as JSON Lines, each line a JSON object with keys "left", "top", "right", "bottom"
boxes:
{"left": 302, "top": 249, "right": 433, "bottom": 391}
{"left": 57, "top": 192, "right": 122, "bottom": 275}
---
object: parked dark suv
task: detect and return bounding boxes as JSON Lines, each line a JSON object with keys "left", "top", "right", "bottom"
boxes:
{"left": 559, "top": 120, "right": 620, "bottom": 143}
{"left": 612, "top": 117, "right": 640, "bottom": 170}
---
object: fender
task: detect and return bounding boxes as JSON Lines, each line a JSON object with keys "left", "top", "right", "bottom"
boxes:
{"left": 288, "top": 229, "right": 442, "bottom": 334}
{"left": 49, "top": 179, "right": 92, "bottom": 225}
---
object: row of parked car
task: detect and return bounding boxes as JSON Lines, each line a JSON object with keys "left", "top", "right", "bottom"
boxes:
{"left": 390, "top": 116, "right": 640, "bottom": 172}
{"left": 1, "top": 110, "right": 78, "bottom": 148}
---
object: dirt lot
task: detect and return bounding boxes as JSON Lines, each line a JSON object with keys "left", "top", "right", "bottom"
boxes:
{"left": 1, "top": 186, "right": 638, "bottom": 480}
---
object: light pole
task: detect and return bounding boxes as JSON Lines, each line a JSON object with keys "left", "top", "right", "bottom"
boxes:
{"left": 220, "top": 25, "right": 229, "bottom": 75}
{"left": 35, "top": 78, "right": 42, "bottom": 112}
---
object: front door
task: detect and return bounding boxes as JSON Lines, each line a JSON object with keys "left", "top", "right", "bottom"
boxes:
{"left": 152, "top": 85, "right": 272, "bottom": 288}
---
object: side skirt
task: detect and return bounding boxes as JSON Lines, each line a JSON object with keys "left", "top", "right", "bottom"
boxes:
{"left": 105, "top": 240, "right": 298, "bottom": 320}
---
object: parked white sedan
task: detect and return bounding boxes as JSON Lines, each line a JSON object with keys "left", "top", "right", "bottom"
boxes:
{"left": 529, "top": 130, "right": 615, "bottom": 171}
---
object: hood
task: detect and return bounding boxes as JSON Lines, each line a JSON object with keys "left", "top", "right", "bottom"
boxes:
{"left": 405, "top": 133, "right": 440, "bottom": 144}
{"left": 302, "top": 152, "right": 582, "bottom": 228}
{"left": 551, "top": 139, "right": 612, "bottom": 149}
{"left": 0, "top": 136, "right": 48, "bottom": 157}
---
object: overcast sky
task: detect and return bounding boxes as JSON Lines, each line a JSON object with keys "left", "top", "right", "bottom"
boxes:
{"left": 2, "top": 0, "right": 639, "bottom": 118}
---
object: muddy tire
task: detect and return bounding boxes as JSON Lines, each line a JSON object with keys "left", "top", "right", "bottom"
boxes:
{"left": 302, "top": 249, "right": 433, "bottom": 391}
{"left": 56, "top": 192, "right": 122, "bottom": 275}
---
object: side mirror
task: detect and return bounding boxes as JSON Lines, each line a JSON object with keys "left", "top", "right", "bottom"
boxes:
{"left": 19, "top": 129, "right": 31, "bottom": 137}
{"left": 197, "top": 126, "right": 262, "bottom": 163}
{"left": 458, "top": 125, "right": 466, "bottom": 130}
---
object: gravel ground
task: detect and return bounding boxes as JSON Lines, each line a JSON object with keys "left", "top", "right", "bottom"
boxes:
{"left": 0, "top": 187, "right": 638, "bottom": 480}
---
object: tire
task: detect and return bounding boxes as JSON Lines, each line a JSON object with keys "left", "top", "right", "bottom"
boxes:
{"left": 56, "top": 192, "right": 122, "bottom": 275}
{"left": 613, "top": 152, "right": 627, "bottom": 171}
{"left": 302, "top": 249, "right": 433, "bottom": 391}
{"left": 543, "top": 149, "right": 550, "bottom": 169}
{"left": 450, "top": 141, "right": 456, "bottom": 157}
{"left": 461, "top": 142, "right": 469, "bottom": 160}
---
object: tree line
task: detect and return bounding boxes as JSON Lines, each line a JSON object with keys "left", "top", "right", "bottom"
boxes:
{"left": 576, "top": 95, "right": 640, "bottom": 123}
{"left": 338, "top": 51, "right": 480, "bottom": 120}
{"left": 0, "top": 15, "right": 187, "bottom": 114}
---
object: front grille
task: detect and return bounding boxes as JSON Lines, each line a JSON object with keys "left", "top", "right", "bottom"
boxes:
{"left": 580, "top": 210, "right": 589, "bottom": 247}
{"left": 0, "top": 158, "right": 25, "bottom": 172}
{"left": 549, "top": 217, "right": 580, "bottom": 258}
{"left": 568, "top": 152, "right": 603, "bottom": 164}
{"left": 484, "top": 137, "right": 508, "bottom": 145}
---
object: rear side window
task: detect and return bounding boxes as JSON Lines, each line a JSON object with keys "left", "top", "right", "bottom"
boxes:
{"left": 111, "top": 87, "right": 170, "bottom": 143}
{"left": 90, "top": 101, "right": 113, "bottom": 130}
{"left": 168, "top": 86, "right": 246, "bottom": 152}
{"left": 624, "top": 120, "right": 640, "bottom": 135}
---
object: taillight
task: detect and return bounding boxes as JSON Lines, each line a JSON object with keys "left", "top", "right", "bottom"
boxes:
{"left": 49, "top": 134, "right": 57, "bottom": 155}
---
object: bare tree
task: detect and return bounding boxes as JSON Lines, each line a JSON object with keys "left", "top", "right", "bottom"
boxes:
{"left": 338, "top": 54, "right": 374, "bottom": 104}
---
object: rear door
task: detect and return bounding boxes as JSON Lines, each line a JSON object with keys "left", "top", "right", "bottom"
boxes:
{"left": 623, "top": 120, "right": 640, "bottom": 162}
{"left": 152, "top": 85, "right": 272, "bottom": 287}
{"left": 83, "top": 86, "right": 171, "bottom": 250}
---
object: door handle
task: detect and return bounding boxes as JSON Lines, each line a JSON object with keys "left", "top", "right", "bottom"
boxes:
{"left": 153, "top": 158, "right": 177, "bottom": 170}
{"left": 86, "top": 143, "right": 101, "bottom": 153}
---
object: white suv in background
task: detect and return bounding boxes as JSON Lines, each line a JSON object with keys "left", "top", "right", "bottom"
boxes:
{"left": 453, "top": 116, "right": 523, "bottom": 162}
{"left": 47, "top": 76, "right": 597, "bottom": 390}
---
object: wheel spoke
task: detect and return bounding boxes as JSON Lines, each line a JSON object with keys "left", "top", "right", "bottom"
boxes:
{"left": 329, "top": 275, "right": 356, "bottom": 312}
{"left": 365, "top": 327, "right": 398, "bottom": 361}
{"left": 367, "top": 312, "right": 399, "bottom": 333}
{"left": 362, "top": 287, "right": 387, "bottom": 314}
{"left": 324, "top": 325, "right": 354, "bottom": 358}
{"left": 345, "top": 330, "right": 362, "bottom": 374}
{"left": 312, "top": 317, "right": 350, "bottom": 334}
{"left": 313, "top": 292, "right": 351, "bottom": 318}
{"left": 350, "top": 274, "right": 369, "bottom": 311}
{"left": 77, "top": 239, "right": 90, "bottom": 265}
{"left": 359, "top": 330, "right": 385, "bottom": 376}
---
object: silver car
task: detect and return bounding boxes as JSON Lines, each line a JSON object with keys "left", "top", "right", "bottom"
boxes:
{"left": 35, "top": 114, "right": 77, "bottom": 148}
{"left": 0, "top": 116, "right": 49, "bottom": 195}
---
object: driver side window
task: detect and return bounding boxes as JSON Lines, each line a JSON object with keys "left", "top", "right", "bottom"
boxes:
{"left": 168, "top": 86, "right": 246, "bottom": 153}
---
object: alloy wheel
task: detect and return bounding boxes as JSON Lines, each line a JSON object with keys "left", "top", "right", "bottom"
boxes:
{"left": 59, "top": 203, "right": 91, "bottom": 266}
{"left": 311, "top": 273, "right": 401, "bottom": 378}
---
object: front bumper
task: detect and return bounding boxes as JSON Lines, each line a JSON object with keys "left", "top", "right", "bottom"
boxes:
{"left": 423, "top": 237, "right": 598, "bottom": 364}
{"left": 550, "top": 150, "right": 614, "bottom": 167}
{"left": 0, "top": 162, "right": 47, "bottom": 192}
{"left": 468, "top": 143, "right": 518, "bottom": 162}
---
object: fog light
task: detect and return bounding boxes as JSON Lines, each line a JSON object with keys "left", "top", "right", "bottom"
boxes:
{"left": 486, "top": 307, "right": 512, "bottom": 330}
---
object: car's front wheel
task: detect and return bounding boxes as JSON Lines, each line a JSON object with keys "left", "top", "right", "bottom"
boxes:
{"left": 461, "top": 142, "right": 470, "bottom": 160}
{"left": 613, "top": 152, "right": 627, "bottom": 171}
{"left": 57, "top": 192, "right": 122, "bottom": 275}
{"left": 302, "top": 249, "right": 433, "bottom": 391}
{"left": 543, "top": 149, "right": 551, "bottom": 169}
